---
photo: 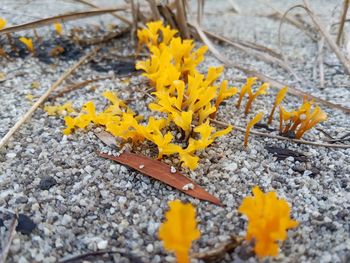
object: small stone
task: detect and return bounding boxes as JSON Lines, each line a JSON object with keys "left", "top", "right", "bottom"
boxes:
{"left": 182, "top": 183, "right": 194, "bottom": 191}
{"left": 97, "top": 240, "right": 108, "bottom": 250}
{"left": 39, "top": 176, "right": 57, "bottom": 190}
{"left": 15, "top": 196, "right": 28, "bottom": 204}
{"left": 16, "top": 214, "right": 36, "bottom": 235}
{"left": 139, "top": 164, "right": 145, "bottom": 169}
{"left": 61, "top": 214, "right": 72, "bottom": 225}
{"left": 170, "top": 166, "right": 177, "bottom": 173}
{"left": 146, "top": 243, "right": 154, "bottom": 253}
{"left": 6, "top": 152, "right": 16, "bottom": 159}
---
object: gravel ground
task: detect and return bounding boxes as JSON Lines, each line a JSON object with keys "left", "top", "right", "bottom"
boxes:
{"left": 1, "top": 1, "right": 350, "bottom": 263}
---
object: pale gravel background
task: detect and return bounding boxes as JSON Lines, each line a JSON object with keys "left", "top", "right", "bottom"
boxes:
{"left": 0, "top": 1, "right": 350, "bottom": 263}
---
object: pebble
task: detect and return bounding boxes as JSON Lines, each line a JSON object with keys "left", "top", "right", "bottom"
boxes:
{"left": 6, "top": 152, "right": 16, "bottom": 159}
{"left": 61, "top": 214, "right": 72, "bottom": 225}
{"left": 146, "top": 243, "right": 154, "bottom": 253}
{"left": 39, "top": 176, "right": 57, "bottom": 190}
{"left": 97, "top": 240, "right": 108, "bottom": 250}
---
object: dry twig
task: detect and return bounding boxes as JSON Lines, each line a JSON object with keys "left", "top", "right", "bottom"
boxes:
{"left": 190, "top": 21, "right": 350, "bottom": 113}
{"left": 336, "top": 0, "right": 350, "bottom": 45}
{"left": 211, "top": 119, "right": 350, "bottom": 149}
{"left": 0, "top": 9, "right": 126, "bottom": 35}
{"left": 0, "top": 214, "right": 18, "bottom": 263}
{"left": 302, "top": 0, "right": 350, "bottom": 75}
{"left": 192, "top": 236, "right": 244, "bottom": 262}
{"left": 74, "top": 0, "right": 133, "bottom": 25}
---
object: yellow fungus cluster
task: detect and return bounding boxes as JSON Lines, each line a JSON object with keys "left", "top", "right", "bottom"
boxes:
{"left": 54, "top": 21, "right": 236, "bottom": 170}
{"left": 279, "top": 100, "right": 327, "bottom": 139}
{"left": 236, "top": 77, "right": 269, "bottom": 115}
{"left": 238, "top": 186, "right": 298, "bottom": 258}
{"left": 158, "top": 200, "right": 200, "bottom": 263}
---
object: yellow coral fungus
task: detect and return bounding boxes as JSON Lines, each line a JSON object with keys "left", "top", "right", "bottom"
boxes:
{"left": 19, "top": 37, "right": 34, "bottom": 52}
{"left": 244, "top": 83, "right": 269, "bottom": 115}
{"left": 52, "top": 21, "right": 235, "bottom": 170}
{"left": 268, "top": 86, "right": 288, "bottom": 125}
{"left": 211, "top": 80, "right": 238, "bottom": 118}
{"left": 44, "top": 102, "right": 74, "bottom": 116}
{"left": 236, "top": 77, "right": 256, "bottom": 109}
{"left": 0, "top": 17, "right": 7, "bottom": 30}
{"left": 244, "top": 112, "right": 263, "bottom": 147}
{"left": 54, "top": 23, "right": 63, "bottom": 35}
{"left": 278, "top": 99, "right": 326, "bottom": 139}
{"left": 238, "top": 186, "right": 298, "bottom": 258}
{"left": 158, "top": 200, "right": 200, "bottom": 263}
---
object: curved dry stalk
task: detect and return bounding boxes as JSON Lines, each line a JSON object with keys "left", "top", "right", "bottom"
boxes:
{"left": 190, "top": 21, "right": 350, "bottom": 113}
{"left": 211, "top": 119, "right": 350, "bottom": 149}
{"left": 294, "top": 1, "right": 350, "bottom": 76}
{"left": 259, "top": 0, "right": 317, "bottom": 41}
{"left": 0, "top": 8, "right": 126, "bottom": 35}
{"left": 202, "top": 29, "right": 303, "bottom": 83}
{"left": 336, "top": 0, "right": 350, "bottom": 45}
{"left": 0, "top": 214, "right": 17, "bottom": 263}
{"left": 74, "top": 0, "right": 132, "bottom": 25}
{"left": 0, "top": 47, "right": 100, "bottom": 150}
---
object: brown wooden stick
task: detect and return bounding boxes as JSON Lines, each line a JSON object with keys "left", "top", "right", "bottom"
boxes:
{"left": 0, "top": 214, "right": 17, "bottom": 263}
{"left": 190, "top": 21, "right": 350, "bottom": 113}
{"left": 74, "top": 0, "right": 133, "bottom": 26}
{"left": 0, "top": 47, "right": 100, "bottom": 150}
{"left": 303, "top": 0, "right": 350, "bottom": 75}
{"left": 336, "top": 0, "right": 350, "bottom": 45}
{"left": 192, "top": 236, "right": 243, "bottom": 261}
{"left": 0, "top": 8, "right": 126, "bottom": 35}
{"left": 49, "top": 77, "right": 111, "bottom": 100}
{"left": 211, "top": 119, "right": 350, "bottom": 149}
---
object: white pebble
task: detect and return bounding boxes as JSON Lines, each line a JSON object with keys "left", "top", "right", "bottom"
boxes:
{"left": 170, "top": 166, "right": 177, "bottom": 173}
{"left": 61, "top": 214, "right": 72, "bottom": 225}
{"left": 139, "top": 164, "right": 145, "bottom": 169}
{"left": 97, "top": 240, "right": 108, "bottom": 250}
{"left": 182, "top": 183, "right": 194, "bottom": 191}
{"left": 6, "top": 152, "right": 16, "bottom": 159}
{"left": 146, "top": 243, "right": 154, "bottom": 253}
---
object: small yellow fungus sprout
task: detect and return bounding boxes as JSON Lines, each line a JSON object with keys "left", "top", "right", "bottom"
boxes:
{"left": 268, "top": 86, "right": 288, "bottom": 125}
{"left": 0, "top": 17, "right": 7, "bottom": 30}
{"left": 54, "top": 23, "right": 63, "bottom": 35}
{"left": 25, "top": 93, "right": 34, "bottom": 102}
{"left": 19, "top": 37, "right": 34, "bottom": 52}
{"left": 158, "top": 200, "right": 200, "bottom": 263}
{"left": 44, "top": 102, "right": 75, "bottom": 116}
{"left": 236, "top": 77, "right": 256, "bottom": 109}
{"left": 295, "top": 106, "right": 327, "bottom": 139}
{"left": 238, "top": 186, "right": 298, "bottom": 258}
{"left": 244, "top": 83, "right": 269, "bottom": 115}
{"left": 279, "top": 100, "right": 326, "bottom": 139}
{"left": 211, "top": 80, "right": 238, "bottom": 118}
{"left": 244, "top": 112, "right": 264, "bottom": 148}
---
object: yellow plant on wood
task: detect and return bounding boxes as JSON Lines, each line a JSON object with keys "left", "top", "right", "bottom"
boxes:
{"left": 238, "top": 186, "right": 298, "bottom": 258}
{"left": 158, "top": 200, "right": 200, "bottom": 263}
